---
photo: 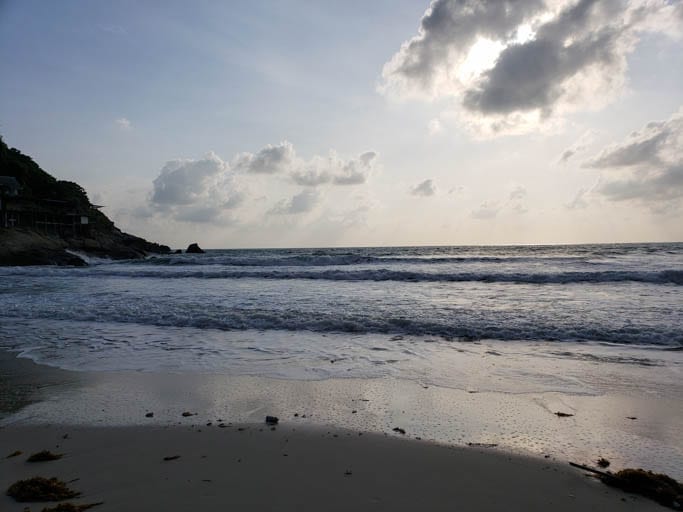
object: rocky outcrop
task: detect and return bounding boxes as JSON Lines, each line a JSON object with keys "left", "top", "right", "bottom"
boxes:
{"left": 0, "top": 229, "right": 85, "bottom": 266}
{"left": 186, "top": 243, "right": 205, "bottom": 254}
{"left": 0, "top": 137, "right": 171, "bottom": 266}
{"left": 0, "top": 228, "right": 171, "bottom": 266}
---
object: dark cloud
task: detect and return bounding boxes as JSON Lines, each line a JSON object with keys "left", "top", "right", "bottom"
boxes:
{"left": 584, "top": 108, "right": 683, "bottom": 207}
{"left": 585, "top": 124, "right": 669, "bottom": 168}
{"left": 411, "top": 179, "right": 436, "bottom": 196}
{"left": 382, "top": 0, "right": 679, "bottom": 133}
{"left": 598, "top": 165, "right": 683, "bottom": 202}
{"left": 384, "top": 0, "right": 544, "bottom": 93}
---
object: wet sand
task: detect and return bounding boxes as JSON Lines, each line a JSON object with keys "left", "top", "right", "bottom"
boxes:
{"left": 0, "top": 350, "right": 679, "bottom": 510}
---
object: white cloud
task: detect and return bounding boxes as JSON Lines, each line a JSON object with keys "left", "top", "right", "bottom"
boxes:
{"left": 565, "top": 187, "right": 590, "bottom": 210}
{"left": 380, "top": 0, "right": 682, "bottom": 136}
{"left": 146, "top": 142, "right": 378, "bottom": 224}
{"left": 471, "top": 201, "right": 500, "bottom": 219}
{"left": 509, "top": 184, "right": 527, "bottom": 200}
{"left": 269, "top": 189, "right": 321, "bottom": 215}
{"left": 115, "top": 117, "right": 131, "bottom": 130}
{"left": 584, "top": 107, "right": 683, "bottom": 209}
{"left": 411, "top": 179, "right": 437, "bottom": 197}
{"left": 558, "top": 130, "right": 595, "bottom": 164}
{"left": 291, "top": 150, "right": 377, "bottom": 187}
{"left": 428, "top": 118, "right": 442, "bottom": 135}
{"left": 149, "top": 152, "right": 245, "bottom": 224}
{"left": 233, "top": 141, "right": 295, "bottom": 174}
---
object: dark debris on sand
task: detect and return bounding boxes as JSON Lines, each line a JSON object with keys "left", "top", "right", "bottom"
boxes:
{"left": 27, "top": 451, "right": 64, "bottom": 462}
{"left": 571, "top": 463, "right": 682, "bottom": 509}
{"left": 602, "top": 469, "right": 682, "bottom": 509}
{"left": 40, "top": 502, "right": 103, "bottom": 512}
{"left": 6, "top": 477, "right": 80, "bottom": 502}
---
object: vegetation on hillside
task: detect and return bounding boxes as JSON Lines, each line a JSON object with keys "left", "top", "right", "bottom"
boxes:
{"left": 0, "top": 136, "right": 114, "bottom": 229}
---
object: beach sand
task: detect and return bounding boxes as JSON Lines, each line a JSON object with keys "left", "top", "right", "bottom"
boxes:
{"left": 0, "top": 424, "right": 664, "bottom": 512}
{"left": 0, "top": 350, "right": 677, "bottom": 510}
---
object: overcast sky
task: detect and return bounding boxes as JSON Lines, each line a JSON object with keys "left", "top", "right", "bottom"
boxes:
{"left": 1, "top": 0, "right": 682, "bottom": 248}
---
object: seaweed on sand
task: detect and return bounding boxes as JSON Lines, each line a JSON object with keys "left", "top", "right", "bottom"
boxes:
{"left": 570, "top": 463, "right": 682, "bottom": 509}
{"left": 602, "top": 469, "right": 682, "bottom": 509}
{"left": 27, "top": 451, "right": 64, "bottom": 462}
{"left": 6, "top": 477, "right": 80, "bottom": 502}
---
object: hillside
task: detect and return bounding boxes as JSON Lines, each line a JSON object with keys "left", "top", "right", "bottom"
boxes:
{"left": 0, "top": 137, "right": 170, "bottom": 265}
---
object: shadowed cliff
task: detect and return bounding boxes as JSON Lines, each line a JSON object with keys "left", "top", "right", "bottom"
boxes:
{"left": 0, "top": 136, "right": 170, "bottom": 265}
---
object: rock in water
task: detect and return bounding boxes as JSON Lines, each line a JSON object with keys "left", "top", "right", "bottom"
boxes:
{"left": 186, "top": 243, "right": 205, "bottom": 254}
{"left": 265, "top": 415, "right": 279, "bottom": 425}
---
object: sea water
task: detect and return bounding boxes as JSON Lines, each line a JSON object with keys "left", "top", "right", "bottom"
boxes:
{"left": 0, "top": 243, "right": 681, "bottom": 387}
{"left": 2, "top": 243, "right": 682, "bottom": 475}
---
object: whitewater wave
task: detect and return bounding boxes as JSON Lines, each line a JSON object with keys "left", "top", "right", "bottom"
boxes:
{"left": 136, "top": 253, "right": 591, "bottom": 267}
{"left": 1, "top": 309, "right": 680, "bottom": 346}
{"left": 76, "top": 268, "right": 683, "bottom": 285}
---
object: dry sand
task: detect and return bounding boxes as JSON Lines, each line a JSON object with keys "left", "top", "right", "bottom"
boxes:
{"left": 0, "top": 424, "right": 664, "bottom": 512}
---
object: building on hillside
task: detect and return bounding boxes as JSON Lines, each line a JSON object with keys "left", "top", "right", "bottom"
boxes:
{"left": 0, "top": 176, "right": 21, "bottom": 197}
{"left": 0, "top": 178, "right": 98, "bottom": 236}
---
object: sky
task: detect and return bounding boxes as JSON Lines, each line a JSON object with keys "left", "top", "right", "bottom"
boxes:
{"left": 1, "top": 0, "right": 682, "bottom": 248}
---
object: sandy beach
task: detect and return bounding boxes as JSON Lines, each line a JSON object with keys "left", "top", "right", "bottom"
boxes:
{"left": 1, "top": 424, "right": 665, "bottom": 512}
{"left": 2, "top": 350, "right": 680, "bottom": 510}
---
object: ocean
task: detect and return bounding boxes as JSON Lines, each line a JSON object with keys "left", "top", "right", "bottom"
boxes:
{"left": 0, "top": 242, "right": 681, "bottom": 389}
{"left": 2, "top": 242, "right": 682, "bottom": 475}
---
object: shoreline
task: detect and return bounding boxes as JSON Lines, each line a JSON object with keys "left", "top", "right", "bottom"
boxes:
{"left": 0, "top": 423, "right": 665, "bottom": 511}
{"left": 2, "top": 349, "right": 682, "bottom": 482}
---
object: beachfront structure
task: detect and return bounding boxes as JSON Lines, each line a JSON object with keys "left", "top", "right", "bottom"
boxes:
{"left": 0, "top": 184, "right": 97, "bottom": 235}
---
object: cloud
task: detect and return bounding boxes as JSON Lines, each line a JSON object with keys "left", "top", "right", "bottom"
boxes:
{"left": 115, "top": 118, "right": 131, "bottom": 130}
{"left": 233, "top": 141, "right": 295, "bottom": 174}
{"left": 565, "top": 187, "right": 590, "bottom": 209}
{"left": 509, "top": 184, "right": 527, "bottom": 200}
{"left": 149, "top": 152, "right": 244, "bottom": 224}
{"left": 291, "top": 150, "right": 377, "bottom": 187}
{"left": 381, "top": 0, "right": 681, "bottom": 136}
{"left": 583, "top": 107, "right": 683, "bottom": 208}
{"left": 411, "top": 179, "right": 437, "bottom": 196}
{"left": 151, "top": 152, "right": 227, "bottom": 205}
{"left": 269, "top": 189, "right": 321, "bottom": 215}
{"left": 146, "top": 143, "right": 378, "bottom": 224}
{"left": 558, "top": 131, "right": 596, "bottom": 164}
{"left": 470, "top": 201, "right": 500, "bottom": 219}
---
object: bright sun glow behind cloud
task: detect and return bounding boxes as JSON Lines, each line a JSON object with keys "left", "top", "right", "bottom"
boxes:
{"left": 456, "top": 38, "right": 505, "bottom": 85}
